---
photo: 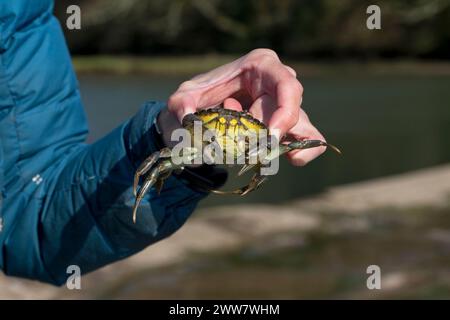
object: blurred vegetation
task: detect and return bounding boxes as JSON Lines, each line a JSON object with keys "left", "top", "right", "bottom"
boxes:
{"left": 55, "top": 0, "right": 450, "bottom": 59}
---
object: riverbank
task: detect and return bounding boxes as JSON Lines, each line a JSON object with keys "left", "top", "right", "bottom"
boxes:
{"left": 72, "top": 55, "right": 450, "bottom": 76}
{"left": 1, "top": 164, "right": 450, "bottom": 299}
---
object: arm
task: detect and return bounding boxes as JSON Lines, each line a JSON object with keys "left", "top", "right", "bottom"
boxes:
{"left": 2, "top": 101, "right": 215, "bottom": 285}
{"left": 0, "top": 1, "right": 325, "bottom": 286}
{"left": 0, "top": 1, "right": 221, "bottom": 285}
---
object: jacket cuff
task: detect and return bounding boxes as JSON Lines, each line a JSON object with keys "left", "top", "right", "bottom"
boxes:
{"left": 124, "top": 101, "right": 166, "bottom": 170}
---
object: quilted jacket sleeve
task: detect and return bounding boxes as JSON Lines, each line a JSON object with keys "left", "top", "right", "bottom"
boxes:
{"left": 0, "top": 0, "right": 212, "bottom": 285}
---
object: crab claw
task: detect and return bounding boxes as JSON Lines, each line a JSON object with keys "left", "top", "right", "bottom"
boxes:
{"left": 133, "top": 151, "right": 161, "bottom": 197}
{"left": 261, "top": 140, "right": 342, "bottom": 162}
{"left": 132, "top": 147, "right": 200, "bottom": 223}
{"left": 133, "top": 148, "right": 173, "bottom": 197}
{"left": 133, "top": 166, "right": 162, "bottom": 223}
{"left": 286, "top": 140, "right": 342, "bottom": 155}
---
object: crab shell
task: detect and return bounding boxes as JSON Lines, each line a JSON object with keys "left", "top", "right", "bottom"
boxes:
{"left": 181, "top": 107, "right": 271, "bottom": 162}
{"left": 132, "top": 106, "right": 341, "bottom": 222}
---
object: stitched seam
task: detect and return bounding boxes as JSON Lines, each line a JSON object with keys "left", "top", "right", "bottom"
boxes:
{"left": 0, "top": 6, "right": 53, "bottom": 51}
{"left": 0, "top": 50, "right": 23, "bottom": 181}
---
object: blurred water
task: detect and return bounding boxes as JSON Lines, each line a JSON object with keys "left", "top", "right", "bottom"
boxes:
{"left": 79, "top": 73, "right": 450, "bottom": 207}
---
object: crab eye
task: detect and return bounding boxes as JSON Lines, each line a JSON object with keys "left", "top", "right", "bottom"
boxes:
{"left": 210, "top": 136, "right": 216, "bottom": 142}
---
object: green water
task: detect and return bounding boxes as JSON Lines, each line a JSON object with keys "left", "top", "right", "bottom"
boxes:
{"left": 79, "top": 73, "right": 450, "bottom": 207}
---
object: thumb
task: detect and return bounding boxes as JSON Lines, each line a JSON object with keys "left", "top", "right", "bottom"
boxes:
{"left": 167, "top": 93, "right": 197, "bottom": 124}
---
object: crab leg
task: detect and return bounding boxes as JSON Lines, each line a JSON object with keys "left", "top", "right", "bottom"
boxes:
{"left": 133, "top": 148, "right": 172, "bottom": 196}
{"left": 211, "top": 172, "right": 268, "bottom": 196}
{"left": 133, "top": 164, "right": 162, "bottom": 223}
{"left": 262, "top": 139, "right": 341, "bottom": 163}
{"left": 132, "top": 147, "right": 200, "bottom": 223}
{"left": 133, "top": 152, "right": 160, "bottom": 197}
{"left": 132, "top": 160, "right": 174, "bottom": 223}
{"left": 213, "top": 139, "right": 340, "bottom": 196}
{"left": 281, "top": 140, "right": 341, "bottom": 157}
{"left": 236, "top": 172, "right": 268, "bottom": 196}
{"left": 238, "top": 164, "right": 257, "bottom": 176}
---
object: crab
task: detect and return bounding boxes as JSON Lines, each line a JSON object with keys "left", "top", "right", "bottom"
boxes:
{"left": 132, "top": 106, "right": 341, "bottom": 222}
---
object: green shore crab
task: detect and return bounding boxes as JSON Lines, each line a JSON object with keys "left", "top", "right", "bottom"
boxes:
{"left": 132, "top": 106, "right": 341, "bottom": 222}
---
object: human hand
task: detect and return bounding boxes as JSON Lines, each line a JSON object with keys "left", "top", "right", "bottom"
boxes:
{"left": 159, "top": 49, "right": 327, "bottom": 166}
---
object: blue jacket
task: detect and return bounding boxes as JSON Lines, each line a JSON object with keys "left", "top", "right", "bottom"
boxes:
{"left": 0, "top": 1, "right": 213, "bottom": 285}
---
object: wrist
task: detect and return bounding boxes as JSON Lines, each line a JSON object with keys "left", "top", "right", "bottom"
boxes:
{"left": 125, "top": 101, "right": 166, "bottom": 170}
{"left": 157, "top": 107, "right": 181, "bottom": 148}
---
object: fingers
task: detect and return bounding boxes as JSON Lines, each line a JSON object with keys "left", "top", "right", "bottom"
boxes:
{"left": 223, "top": 97, "right": 243, "bottom": 111}
{"left": 167, "top": 57, "right": 246, "bottom": 123}
{"left": 168, "top": 94, "right": 243, "bottom": 124}
{"left": 248, "top": 94, "right": 277, "bottom": 124}
{"left": 250, "top": 97, "right": 326, "bottom": 167}
{"left": 167, "top": 93, "right": 197, "bottom": 124}
{"left": 268, "top": 77, "right": 303, "bottom": 139}
{"left": 242, "top": 51, "right": 303, "bottom": 138}
{"left": 284, "top": 65, "right": 297, "bottom": 77}
{"left": 285, "top": 109, "right": 327, "bottom": 166}
{"left": 168, "top": 77, "right": 244, "bottom": 123}
{"left": 168, "top": 48, "right": 303, "bottom": 142}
